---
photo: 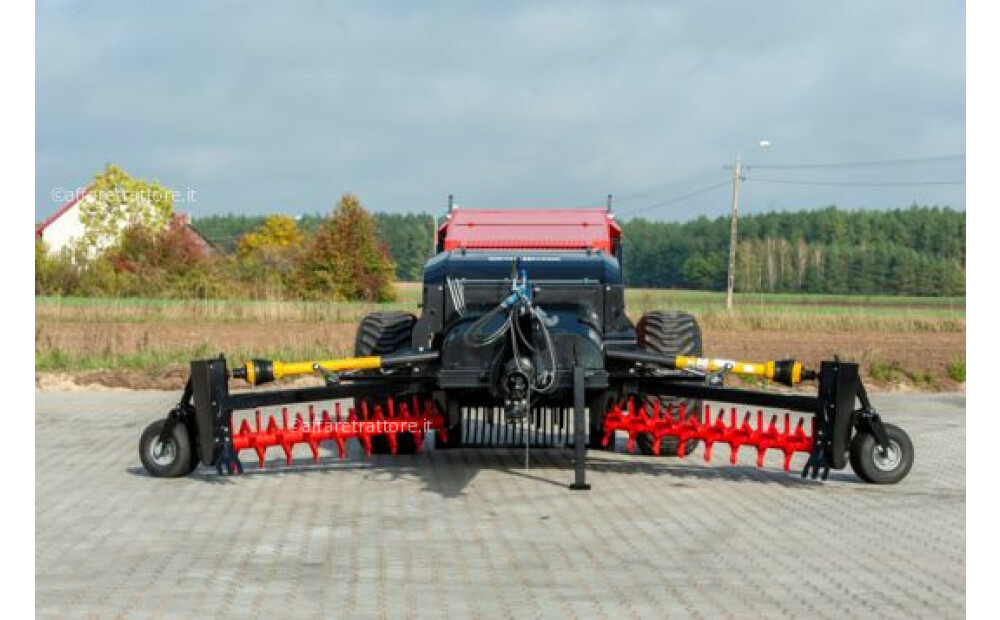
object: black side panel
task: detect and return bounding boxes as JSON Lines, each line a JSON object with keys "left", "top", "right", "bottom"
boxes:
{"left": 190, "top": 358, "right": 229, "bottom": 467}
{"left": 819, "top": 361, "right": 860, "bottom": 470}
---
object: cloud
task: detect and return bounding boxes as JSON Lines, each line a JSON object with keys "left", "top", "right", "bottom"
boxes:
{"left": 36, "top": 1, "right": 965, "bottom": 220}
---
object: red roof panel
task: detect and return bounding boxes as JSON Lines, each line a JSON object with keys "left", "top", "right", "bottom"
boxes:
{"left": 439, "top": 208, "right": 620, "bottom": 253}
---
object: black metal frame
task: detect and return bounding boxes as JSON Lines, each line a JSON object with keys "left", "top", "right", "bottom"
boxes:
{"left": 164, "top": 355, "right": 887, "bottom": 487}
{"left": 165, "top": 357, "right": 437, "bottom": 474}
{"left": 616, "top": 359, "right": 889, "bottom": 478}
{"left": 557, "top": 359, "right": 889, "bottom": 489}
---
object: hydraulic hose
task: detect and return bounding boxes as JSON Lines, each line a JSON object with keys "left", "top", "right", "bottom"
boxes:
{"left": 463, "top": 303, "right": 512, "bottom": 348}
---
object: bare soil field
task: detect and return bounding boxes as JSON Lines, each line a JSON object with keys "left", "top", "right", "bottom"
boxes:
{"left": 35, "top": 318, "right": 965, "bottom": 391}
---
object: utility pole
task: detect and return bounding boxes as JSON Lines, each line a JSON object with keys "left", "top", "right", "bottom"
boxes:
{"left": 725, "top": 154, "right": 743, "bottom": 311}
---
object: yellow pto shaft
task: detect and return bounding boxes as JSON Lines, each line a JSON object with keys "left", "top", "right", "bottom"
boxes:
{"left": 672, "top": 356, "right": 805, "bottom": 386}
{"left": 234, "top": 350, "right": 439, "bottom": 386}
{"left": 606, "top": 349, "right": 812, "bottom": 386}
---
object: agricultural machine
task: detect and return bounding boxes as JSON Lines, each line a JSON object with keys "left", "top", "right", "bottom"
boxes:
{"left": 139, "top": 207, "right": 914, "bottom": 488}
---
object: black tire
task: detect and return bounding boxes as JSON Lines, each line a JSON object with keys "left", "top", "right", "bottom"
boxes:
{"left": 635, "top": 311, "right": 703, "bottom": 457}
{"left": 139, "top": 419, "right": 194, "bottom": 478}
{"left": 849, "top": 423, "right": 914, "bottom": 484}
{"left": 354, "top": 311, "right": 421, "bottom": 455}
{"left": 354, "top": 311, "right": 418, "bottom": 357}
{"left": 185, "top": 437, "right": 201, "bottom": 475}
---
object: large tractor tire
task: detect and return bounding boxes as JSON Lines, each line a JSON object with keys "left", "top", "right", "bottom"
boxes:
{"left": 354, "top": 311, "right": 421, "bottom": 455}
{"left": 635, "top": 310, "right": 704, "bottom": 457}
{"left": 588, "top": 391, "right": 615, "bottom": 451}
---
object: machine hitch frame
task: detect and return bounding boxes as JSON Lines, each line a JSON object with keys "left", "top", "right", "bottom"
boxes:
{"left": 160, "top": 357, "right": 439, "bottom": 474}
{"left": 159, "top": 353, "right": 888, "bottom": 488}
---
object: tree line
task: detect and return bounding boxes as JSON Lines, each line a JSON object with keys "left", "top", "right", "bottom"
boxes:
{"left": 620, "top": 206, "right": 965, "bottom": 295}
{"left": 193, "top": 205, "right": 965, "bottom": 296}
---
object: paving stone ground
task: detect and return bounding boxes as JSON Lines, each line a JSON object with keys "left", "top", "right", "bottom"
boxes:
{"left": 36, "top": 390, "right": 965, "bottom": 618}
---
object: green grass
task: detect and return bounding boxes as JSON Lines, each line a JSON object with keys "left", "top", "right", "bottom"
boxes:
{"left": 946, "top": 359, "right": 966, "bottom": 383}
{"left": 36, "top": 287, "right": 965, "bottom": 324}
{"left": 626, "top": 289, "right": 964, "bottom": 319}
{"left": 629, "top": 289, "right": 965, "bottom": 307}
{"left": 868, "top": 360, "right": 941, "bottom": 388}
{"left": 34, "top": 295, "right": 420, "bottom": 325}
{"left": 35, "top": 288, "right": 966, "bottom": 384}
{"left": 35, "top": 347, "right": 210, "bottom": 372}
{"left": 35, "top": 342, "right": 353, "bottom": 373}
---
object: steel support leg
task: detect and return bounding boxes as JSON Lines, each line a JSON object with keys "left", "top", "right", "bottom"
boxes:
{"left": 569, "top": 366, "right": 591, "bottom": 490}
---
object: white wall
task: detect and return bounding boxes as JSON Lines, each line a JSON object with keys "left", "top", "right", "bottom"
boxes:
{"left": 39, "top": 200, "right": 86, "bottom": 254}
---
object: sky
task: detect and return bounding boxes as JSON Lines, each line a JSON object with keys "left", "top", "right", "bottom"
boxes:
{"left": 35, "top": 1, "right": 966, "bottom": 222}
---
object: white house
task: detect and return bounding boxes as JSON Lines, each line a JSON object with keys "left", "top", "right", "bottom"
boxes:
{"left": 36, "top": 187, "right": 218, "bottom": 257}
{"left": 35, "top": 188, "right": 92, "bottom": 253}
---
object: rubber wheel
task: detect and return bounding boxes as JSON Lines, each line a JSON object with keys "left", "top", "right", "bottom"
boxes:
{"left": 354, "top": 311, "right": 418, "bottom": 355}
{"left": 139, "top": 419, "right": 194, "bottom": 478}
{"left": 849, "top": 423, "right": 914, "bottom": 484}
{"left": 634, "top": 310, "right": 703, "bottom": 456}
{"left": 185, "top": 440, "right": 201, "bottom": 474}
{"left": 354, "top": 311, "right": 421, "bottom": 455}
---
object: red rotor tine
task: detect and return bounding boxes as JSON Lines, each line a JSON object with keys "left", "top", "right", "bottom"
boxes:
{"left": 228, "top": 396, "right": 447, "bottom": 470}
{"left": 603, "top": 397, "right": 815, "bottom": 473}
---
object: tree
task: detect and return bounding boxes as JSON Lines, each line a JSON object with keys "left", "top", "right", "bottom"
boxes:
{"left": 77, "top": 164, "right": 175, "bottom": 253}
{"left": 294, "top": 194, "right": 397, "bottom": 301}
{"left": 237, "top": 215, "right": 304, "bottom": 257}
{"left": 233, "top": 215, "right": 304, "bottom": 296}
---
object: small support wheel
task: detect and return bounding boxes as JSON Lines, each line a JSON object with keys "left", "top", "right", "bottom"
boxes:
{"left": 139, "top": 419, "right": 194, "bottom": 478}
{"left": 849, "top": 422, "right": 914, "bottom": 484}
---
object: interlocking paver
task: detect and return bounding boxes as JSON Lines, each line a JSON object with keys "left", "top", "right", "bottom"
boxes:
{"left": 36, "top": 390, "right": 965, "bottom": 618}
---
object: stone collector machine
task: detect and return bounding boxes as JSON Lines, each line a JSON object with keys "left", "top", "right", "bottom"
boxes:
{"left": 139, "top": 207, "right": 914, "bottom": 489}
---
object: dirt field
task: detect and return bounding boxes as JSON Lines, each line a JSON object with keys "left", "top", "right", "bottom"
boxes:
{"left": 35, "top": 318, "right": 966, "bottom": 391}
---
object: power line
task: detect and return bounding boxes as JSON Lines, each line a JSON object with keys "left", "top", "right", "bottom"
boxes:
{"left": 749, "top": 153, "right": 965, "bottom": 170}
{"left": 752, "top": 178, "right": 966, "bottom": 187}
{"left": 617, "top": 180, "right": 731, "bottom": 217}
{"left": 613, "top": 166, "right": 724, "bottom": 203}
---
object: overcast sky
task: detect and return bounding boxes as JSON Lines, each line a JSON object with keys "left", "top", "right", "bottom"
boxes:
{"left": 36, "top": 1, "right": 965, "bottom": 221}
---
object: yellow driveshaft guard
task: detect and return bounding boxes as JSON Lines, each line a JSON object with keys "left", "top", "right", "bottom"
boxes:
{"left": 242, "top": 356, "right": 382, "bottom": 386}
{"left": 673, "top": 356, "right": 804, "bottom": 386}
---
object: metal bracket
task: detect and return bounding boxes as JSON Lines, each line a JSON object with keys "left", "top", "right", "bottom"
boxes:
{"left": 854, "top": 378, "right": 890, "bottom": 449}
{"left": 312, "top": 363, "right": 341, "bottom": 386}
{"left": 705, "top": 361, "right": 734, "bottom": 387}
{"left": 157, "top": 379, "right": 194, "bottom": 449}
